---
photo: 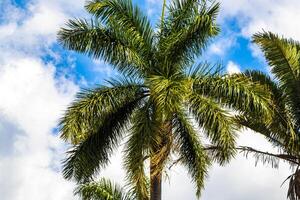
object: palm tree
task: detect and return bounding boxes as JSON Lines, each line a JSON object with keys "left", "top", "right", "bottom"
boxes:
{"left": 233, "top": 32, "right": 300, "bottom": 200}
{"left": 75, "top": 178, "right": 134, "bottom": 200}
{"left": 58, "top": 0, "right": 272, "bottom": 199}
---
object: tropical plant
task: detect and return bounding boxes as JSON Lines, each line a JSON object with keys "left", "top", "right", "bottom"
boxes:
{"left": 76, "top": 178, "right": 134, "bottom": 200}
{"left": 58, "top": 0, "right": 272, "bottom": 199}
{"left": 232, "top": 32, "right": 300, "bottom": 200}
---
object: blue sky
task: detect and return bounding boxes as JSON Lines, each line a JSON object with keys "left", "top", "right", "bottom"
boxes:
{"left": 0, "top": 0, "right": 299, "bottom": 199}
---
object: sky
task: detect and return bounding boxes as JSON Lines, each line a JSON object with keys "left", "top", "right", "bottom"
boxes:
{"left": 0, "top": 0, "right": 299, "bottom": 199}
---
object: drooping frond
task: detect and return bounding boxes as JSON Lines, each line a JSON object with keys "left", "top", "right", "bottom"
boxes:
{"left": 60, "top": 81, "right": 146, "bottom": 182}
{"left": 193, "top": 74, "right": 273, "bottom": 121}
{"left": 241, "top": 70, "right": 299, "bottom": 153}
{"left": 287, "top": 169, "right": 300, "bottom": 200}
{"left": 58, "top": 19, "right": 147, "bottom": 77}
{"left": 60, "top": 80, "right": 146, "bottom": 144}
{"left": 187, "top": 62, "right": 223, "bottom": 78}
{"left": 75, "top": 178, "right": 134, "bottom": 200}
{"left": 173, "top": 112, "right": 210, "bottom": 197}
{"left": 188, "top": 93, "right": 237, "bottom": 164}
{"left": 253, "top": 32, "right": 300, "bottom": 126}
{"left": 123, "top": 103, "right": 157, "bottom": 200}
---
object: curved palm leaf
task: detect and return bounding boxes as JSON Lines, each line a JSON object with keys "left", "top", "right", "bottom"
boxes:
{"left": 188, "top": 93, "right": 237, "bottom": 164}
{"left": 173, "top": 112, "right": 210, "bottom": 197}
{"left": 75, "top": 178, "right": 134, "bottom": 200}
{"left": 86, "top": 0, "right": 154, "bottom": 50}
{"left": 58, "top": 19, "right": 148, "bottom": 77}
{"left": 123, "top": 103, "right": 156, "bottom": 200}
{"left": 61, "top": 80, "right": 147, "bottom": 182}
{"left": 253, "top": 32, "right": 300, "bottom": 126}
{"left": 160, "top": 2, "right": 220, "bottom": 74}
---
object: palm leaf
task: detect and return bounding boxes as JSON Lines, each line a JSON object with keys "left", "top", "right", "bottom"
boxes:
{"left": 159, "top": 2, "right": 219, "bottom": 75}
{"left": 58, "top": 19, "right": 147, "bottom": 77}
{"left": 123, "top": 103, "right": 157, "bottom": 200}
{"left": 188, "top": 93, "right": 237, "bottom": 164}
{"left": 85, "top": 0, "right": 154, "bottom": 51}
{"left": 173, "top": 111, "right": 210, "bottom": 197}
{"left": 75, "top": 178, "right": 134, "bottom": 200}
{"left": 61, "top": 81, "right": 146, "bottom": 182}
{"left": 253, "top": 32, "right": 300, "bottom": 126}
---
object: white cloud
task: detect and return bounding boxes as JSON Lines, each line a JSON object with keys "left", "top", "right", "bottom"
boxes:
{"left": 0, "top": 0, "right": 84, "bottom": 199}
{"left": 208, "top": 36, "right": 237, "bottom": 56}
{"left": 219, "top": 0, "right": 300, "bottom": 53}
{"left": 226, "top": 61, "right": 241, "bottom": 74}
{"left": 0, "top": 55, "right": 78, "bottom": 200}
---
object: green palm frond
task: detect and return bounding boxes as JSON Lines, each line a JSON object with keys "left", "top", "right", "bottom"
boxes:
{"left": 62, "top": 96, "right": 141, "bottom": 182}
{"left": 85, "top": 0, "right": 154, "bottom": 51}
{"left": 188, "top": 93, "right": 237, "bottom": 164}
{"left": 123, "top": 103, "right": 157, "bottom": 200}
{"left": 75, "top": 178, "right": 134, "bottom": 200}
{"left": 253, "top": 32, "right": 300, "bottom": 125}
{"left": 60, "top": 80, "right": 147, "bottom": 182}
{"left": 60, "top": 80, "right": 146, "bottom": 144}
{"left": 58, "top": 19, "right": 147, "bottom": 77}
{"left": 159, "top": 2, "right": 220, "bottom": 74}
{"left": 147, "top": 75, "right": 186, "bottom": 116}
{"left": 166, "top": 0, "right": 199, "bottom": 32}
{"left": 240, "top": 70, "right": 299, "bottom": 153}
{"left": 187, "top": 62, "right": 223, "bottom": 78}
{"left": 173, "top": 112, "right": 210, "bottom": 197}
{"left": 193, "top": 74, "right": 273, "bottom": 120}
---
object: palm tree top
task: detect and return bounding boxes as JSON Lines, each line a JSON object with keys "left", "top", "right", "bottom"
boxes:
{"left": 58, "top": 1, "right": 273, "bottom": 199}
{"left": 58, "top": 0, "right": 220, "bottom": 79}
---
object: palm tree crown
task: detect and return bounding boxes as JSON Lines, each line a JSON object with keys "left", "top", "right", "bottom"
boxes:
{"left": 58, "top": 0, "right": 272, "bottom": 199}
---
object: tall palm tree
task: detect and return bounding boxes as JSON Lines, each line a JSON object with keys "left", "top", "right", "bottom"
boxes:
{"left": 233, "top": 32, "right": 300, "bottom": 200}
{"left": 58, "top": 0, "right": 272, "bottom": 199}
{"left": 75, "top": 178, "right": 134, "bottom": 200}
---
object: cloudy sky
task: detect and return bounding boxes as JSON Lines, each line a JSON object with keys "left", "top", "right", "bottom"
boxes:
{"left": 0, "top": 0, "right": 299, "bottom": 199}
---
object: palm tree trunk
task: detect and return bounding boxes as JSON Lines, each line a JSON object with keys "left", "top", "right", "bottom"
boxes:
{"left": 150, "top": 157, "right": 162, "bottom": 200}
{"left": 150, "top": 120, "right": 172, "bottom": 200}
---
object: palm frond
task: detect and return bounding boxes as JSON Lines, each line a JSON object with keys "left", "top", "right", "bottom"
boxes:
{"left": 173, "top": 112, "right": 210, "bottom": 197}
{"left": 60, "top": 80, "right": 146, "bottom": 144}
{"left": 75, "top": 178, "right": 134, "bottom": 200}
{"left": 61, "top": 82, "right": 146, "bottom": 182}
{"left": 123, "top": 103, "right": 157, "bottom": 200}
{"left": 286, "top": 168, "right": 300, "bottom": 200}
{"left": 187, "top": 62, "right": 223, "bottom": 78}
{"left": 85, "top": 0, "right": 154, "bottom": 57}
{"left": 159, "top": 1, "right": 219, "bottom": 75}
{"left": 253, "top": 32, "right": 300, "bottom": 126}
{"left": 193, "top": 74, "right": 273, "bottom": 121}
{"left": 241, "top": 70, "right": 300, "bottom": 153}
{"left": 237, "top": 146, "right": 299, "bottom": 167}
{"left": 147, "top": 75, "right": 185, "bottom": 116}
{"left": 166, "top": 0, "right": 199, "bottom": 32}
{"left": 58, "top": 18, "right": 147, "bottom": 77}
{"left": 188, "top": 93, "right": 237, "bottom": 164}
